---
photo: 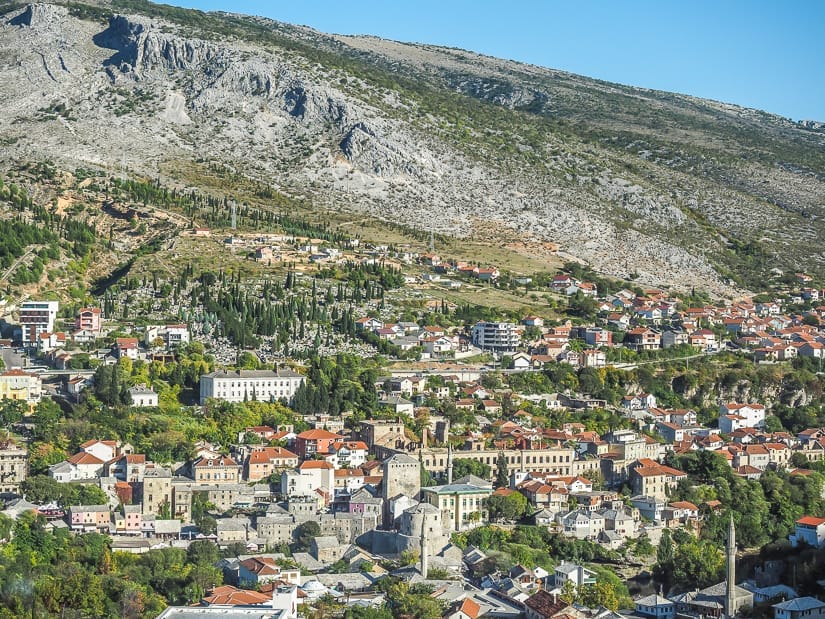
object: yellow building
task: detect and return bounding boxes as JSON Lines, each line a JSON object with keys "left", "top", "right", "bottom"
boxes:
{"left": 421, "top": 482, "right": 492, "bottom": 531}
{"left": 0, "top": 369, "right": 42, "bottom": 411}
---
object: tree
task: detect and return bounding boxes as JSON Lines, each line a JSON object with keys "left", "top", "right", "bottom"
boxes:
{"left": 486, "top": 492, "right": 528, "bottom": 522}
{"left": 293, "top": 521, "right": 321, "bottom": 552}
{"left": 31, "top": 398, "right": 62, "bottom": 441}
{"left": 0, "top": 398, "right": 25, "bottom": 427}
{"left": 495, "top": 452, "right": 509, "bottom": 488}
{"left": 236, "top": 351, "right": 260, "bottom": 370}
{"left": 452, "top": 458, "right": 491, "bottom": 480}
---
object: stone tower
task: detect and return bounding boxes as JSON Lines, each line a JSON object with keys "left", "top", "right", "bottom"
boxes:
{"left": 381, "top": 453, "right": 421, "bottom": 525}
{"left": 420, "top": 511, "right": 428, "bottom": 579}
{"left": 726, "top": 515, "right": 736, "bottom": 618}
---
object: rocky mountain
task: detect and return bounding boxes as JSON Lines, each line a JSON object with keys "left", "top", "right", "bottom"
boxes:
{"left": 1, "top": 0, "right": 824, "bottom": 295}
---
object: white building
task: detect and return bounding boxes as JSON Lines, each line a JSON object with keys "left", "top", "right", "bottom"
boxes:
{"left": 281, "top": 461, "right": 334, "bottom": 500}
{"left": 789, "top": 516, "right": 825, "bottom": 548}
{"left": 719, "top": 402, "right": 766, "bottom": 433}
{"left": 19, "top": 300, "right": 58, "bottom": 347}
{"left": 199, "top": 369, "right": 304, "bottom": 405}
{"left": 471, "top": 321, "right": 520, "bottom": 353}
{"left": 129, "top": 384, "right": 159, "bottom": 407}
{"left": 144, "top": 324, "right": 190, "bottom": 348}
{"left": 324, "top": 441, "right": 369, "bottom": 469}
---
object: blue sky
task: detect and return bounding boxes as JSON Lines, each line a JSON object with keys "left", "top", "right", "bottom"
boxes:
{"left": 165, "top": 0, "right": 825, "bottom": 121}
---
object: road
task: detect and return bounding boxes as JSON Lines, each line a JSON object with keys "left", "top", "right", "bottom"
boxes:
{"left": 0, "top": 347, "right": 26, "bottom": 370}
{"left": 0, "top": 247, "right": 37, "bottom": 284}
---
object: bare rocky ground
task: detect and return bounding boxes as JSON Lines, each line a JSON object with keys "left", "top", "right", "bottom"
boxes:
{"left": 1, "top": 3, "right": 823, "bottom": 296}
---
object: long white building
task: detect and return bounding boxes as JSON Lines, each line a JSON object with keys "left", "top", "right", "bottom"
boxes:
{"left": 199, "top": 369, "right": 304, "bottom": 405}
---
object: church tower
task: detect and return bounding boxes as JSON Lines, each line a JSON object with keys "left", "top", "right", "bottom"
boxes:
{"left": 420, "top": 512, "right": 428, "bottom": 579}
{"left": 726, "top": 515, "right": 736, "bottom": 618}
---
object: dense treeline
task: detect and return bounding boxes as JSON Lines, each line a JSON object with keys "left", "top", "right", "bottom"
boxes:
{"left": 0, "top": 515, "right": 225, "bottom": 618}
{"left": 291, "top": 354, "right": 379, "bottom": 416}
{"left": 666, "top": 450, "right": 825, "bottom": 549}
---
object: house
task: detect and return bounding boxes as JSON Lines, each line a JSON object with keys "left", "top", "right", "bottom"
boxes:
{"left": 75, "top": 308, "right": 102, "bottom": 334}
{"left": 378, "top": 396, "right": 415, "bottom": 417}
{"left": 445, "top": 597, "right": 482, "bottom": 619}
{"left": 789, "top": 516, "right": 825, "bottom": 548}
{"left": 144, "top": 324, "right": 190, "bottom": 348}
{"left": 635, "top": 594, "right": 676, "bottom": 619}
{"left": 115, "top": 337, "right": 140, "bottom": 360}
{"left": 107, "top": 453, "right": 147, "bottom": 483}
{"left": 580, "top": 349, "right": 606, "bottom": 368}
{"left": 311, "top": 536, "right": 346, "bottom": 563}
{"left": 325, "top": 441, "right": 369, "bottom": 469}
{"left": 511, "top": 352, "right": 533, "bottom": 370}
{"left": 0, "top": 369, "right": 43, "bottom": 406}
{"left": 625, "top": 328, "right": 661, "bottom": 351}
{"left": 554, "top": 561, "right": 597, "bottom": 587}
{"left": 282, "top": 461, "right": 334, "bottom": 500}
{"left": 238, "top": 556, "right": 301, "bottom": 587}
{"left": 773, "top": 597, "right": 825, "bottom": 619}
{"left": 719, "top": 403, "right": 766, "bottom": 433}
{"left": 69, "top": 505, "right": 110, "bottom": 532}
{"left": 295, "top": 429, "right": 344, "bottom": 459}
{"left": 128, "top": 384, "right": 158, "bottom": 407}
{"left": 0, "top": 439, "right": 28, "bottom": 494}
{"left": 355, "top": 317, "right": 383, "bottom": 332}
{"left": 49, "top": 451, "right": 105, "bottom": 482}
{"left": 629, "top": 459, "right": 687, "bottom": 500}
{"left": 524, "top": 590, "right": 574, "bottom": 619}
{"left": 192, "top": 456, "right": 241, "bottom": 484}
{"left": 245, "top": 447, "right": 300, "bottom": 482}
{"left": 621, "top": 393, "right": 657, "bottom": 411}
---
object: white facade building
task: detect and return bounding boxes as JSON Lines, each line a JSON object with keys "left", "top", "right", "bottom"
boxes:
{"left": 199, "top": 369, "right": 304, "bottom": 405}
{"left": 471, "top": 321, "right": 520, "bottom": 353}
{"left": 144, "top": 324, "right": 190, "bottom": 348}
{"left": 19, "top": 301, "right": 58, "bottom": 347}
{"left": 129, "top": 384, "right": 159, "bottom": 407}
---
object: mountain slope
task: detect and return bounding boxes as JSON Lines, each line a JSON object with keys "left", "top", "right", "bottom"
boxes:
{"left": 1, "top": 0, "right": 824, "bottom": 295}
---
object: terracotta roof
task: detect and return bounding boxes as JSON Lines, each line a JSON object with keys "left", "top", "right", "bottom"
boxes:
{"left": 299, "top": 460, "right": 333, "bottom": 470}
{"left": 248, "top": 447, "right": 298, "bottom": 464}
{"left": 525, "top": 590, "right": 571, "bottom": 618}
{"left": 202, "top": 585, "right": 270, "bottom": 606}
{"left": 68, "top": 451, "right": 105, "bottom": 466}
{"left": 797, "top": 516, "right": 825, "bottom": 526}
{"left": 193, "top": 455, "right": 238, "bottom": 467}
{"left": 457, "top": 597, "right": 481, "bottom": 619}
{"left": 297, "top": 429, "right": 343, "bottom": 440}
{"left": 239, "top": 556, "right": 282, "bottom": 576}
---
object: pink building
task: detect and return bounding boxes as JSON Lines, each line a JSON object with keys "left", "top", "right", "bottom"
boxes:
{"left": 75, "top": 308, "right": 102, "bottom": 333}
{"left": 69, "top": 505, "right": 111, "bottom": 532}
{"left": 123, "top": 505, "right": 142, "bottom": 534}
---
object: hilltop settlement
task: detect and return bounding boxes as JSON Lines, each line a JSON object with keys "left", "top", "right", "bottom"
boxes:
{"left": 1, "top": 230, "right": 825, "bottom": 619}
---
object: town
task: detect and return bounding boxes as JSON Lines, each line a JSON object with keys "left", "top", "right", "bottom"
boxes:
{"left": 1, "top": 237, "right": 825, "bottom": 619}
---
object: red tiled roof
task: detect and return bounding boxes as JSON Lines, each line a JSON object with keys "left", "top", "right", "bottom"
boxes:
{"left": 297, "top": 429, "right": 343, "bottom": 440}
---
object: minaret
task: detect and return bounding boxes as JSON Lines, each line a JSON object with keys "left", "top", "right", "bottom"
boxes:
{"left": 726, "top": 515, "right": 736, "bottom": 618}
{"left": 447, "top": 444, "right": 453, "bottom": 485}
{"left": 420, "top": 512, "right": 428, "bottom": 579}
